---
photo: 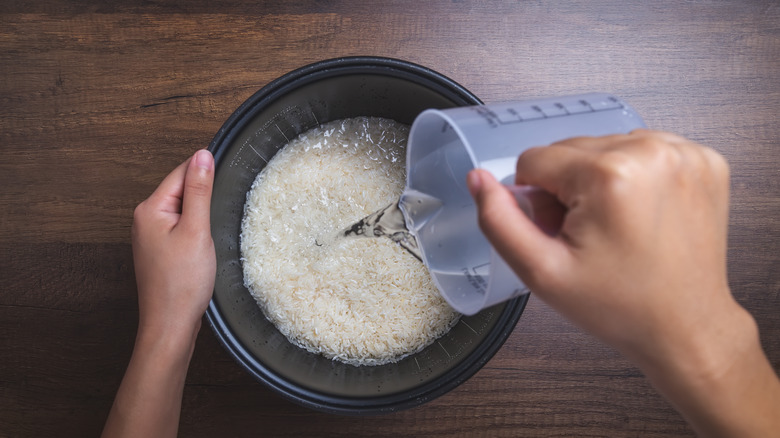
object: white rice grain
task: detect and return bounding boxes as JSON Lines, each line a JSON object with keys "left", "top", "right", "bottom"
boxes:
{"left": 240, "top": 117, "right": 459, "bottom": 366}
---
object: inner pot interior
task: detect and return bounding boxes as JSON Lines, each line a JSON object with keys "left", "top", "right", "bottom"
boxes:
{"left": 207, "top": 61, "right": 528, "bottom": 414}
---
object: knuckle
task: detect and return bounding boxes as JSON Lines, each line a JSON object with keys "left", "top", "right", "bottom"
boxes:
{"left": 703, "top": 147, "right": 730, "bottom": 178}
{"left": 635, "top": 135, "right": 681, "bottom": 164}
{"left": 588, "top": 149, "right": 653, "bottom": 203}
{"left": 133, "top": 200, "right": 149, "bottom": 223}
{"left": 696, "top": 147, "right": 731, "bottom": 196}
{"left": 592, "top": 137, "right": 680, "bottom": 188}
{"left": 592, "top": 150, "right": 637, "bottom": 186}
{"left": 185, "top": 179, "right": 212, "bottom": 198}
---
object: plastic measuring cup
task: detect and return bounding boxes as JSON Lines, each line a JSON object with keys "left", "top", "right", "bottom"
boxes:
{"left": 401, "top": 93, "right": 646, "bottom": 315}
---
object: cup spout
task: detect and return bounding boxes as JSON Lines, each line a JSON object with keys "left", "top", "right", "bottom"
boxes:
{"left": 399, "top": 189, "right": 444, "bottom": 232}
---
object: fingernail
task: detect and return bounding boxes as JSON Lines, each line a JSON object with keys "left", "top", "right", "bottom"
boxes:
{"left": 466, "top": 170, "right": 482, "bottom": 198}
{"left": 194, "top": 149, "right": 213, "bottom": 170}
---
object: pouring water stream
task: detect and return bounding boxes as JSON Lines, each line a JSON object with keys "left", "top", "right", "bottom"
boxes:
{"left": 340, "top": 186, "right": 565, "bottom": 262}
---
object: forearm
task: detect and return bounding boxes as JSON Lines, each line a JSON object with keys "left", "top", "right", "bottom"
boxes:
{"left": 632, "top": 298, "right": 780, "bottom": 437}
{"left": 102, "top": 324, "right": 199, "bottom": 438}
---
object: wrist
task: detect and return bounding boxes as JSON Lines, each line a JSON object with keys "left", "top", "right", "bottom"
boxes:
{"left": 629, "top": 293, "right": 752, "bottom": 387}
{"left": 652, "top": 302, "right": 757, "bottom": 390}
{"left": 631, "top": 294, "right": 778, "bottom": 436}
{"left": 104, "top": 315, "right": 200, "bottom": 438}
{"left": 135, "top": 317, "right": 201, "bottom": 363}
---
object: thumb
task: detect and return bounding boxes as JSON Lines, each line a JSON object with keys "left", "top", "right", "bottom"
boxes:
{"left": 179, "top": 149, "right": 215, "bottom": 232}
{"left": 467, "top": 169, "right": 563, "bottom": 287}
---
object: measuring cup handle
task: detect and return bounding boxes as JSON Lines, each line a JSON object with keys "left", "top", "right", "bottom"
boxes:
{"left": 505, "top": 185, "right": 566, "bottom": 236}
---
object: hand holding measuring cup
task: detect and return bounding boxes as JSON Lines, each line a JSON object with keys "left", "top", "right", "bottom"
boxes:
{"left": 402, "top": 93, "right": 645, "bottom": 315}
{"left": 470, "top": 130, "right": 780, "bottom": 438}
{"left": 470, "top": 129, "right": 736, "bottom": 351}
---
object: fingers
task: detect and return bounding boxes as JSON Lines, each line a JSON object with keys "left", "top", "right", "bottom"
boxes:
{"left": 144, "top": 158, "right": 190, "bottom": 215}
{"left": 514, "top": 145, "right": 590, "bottom": 207}
{"left": 179, "top": 149, "right": 215, "bottom": 233}
{"left": 467, "top": 169, "right": 566, "bottom": 286}
{"left": 514, "top": 130, "right": 676, "bottom": 206}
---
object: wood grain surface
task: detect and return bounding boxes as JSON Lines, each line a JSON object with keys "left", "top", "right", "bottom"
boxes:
{"left": 1, "top": 1, "right": 778, "bottom": 436}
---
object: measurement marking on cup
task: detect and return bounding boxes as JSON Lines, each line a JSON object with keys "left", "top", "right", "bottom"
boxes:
{"left": 459, "top": 319, "right": 478, "bottom": 334}
{"left": 438, "top": 341, "right": 452, "bottom": 358}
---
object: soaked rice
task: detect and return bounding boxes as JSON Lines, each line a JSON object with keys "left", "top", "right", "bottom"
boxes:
{"left": 240, "top": 117, "right": 459, "bottom": 366}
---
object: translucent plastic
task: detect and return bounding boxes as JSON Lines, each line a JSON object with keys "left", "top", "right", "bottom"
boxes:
{"left": 403, "top": 93, "right": 646, "bottom": 315}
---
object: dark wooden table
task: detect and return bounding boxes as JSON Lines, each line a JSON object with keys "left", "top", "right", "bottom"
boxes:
{"left": 2, "top": 1, "right": 778, "bottom": 436}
